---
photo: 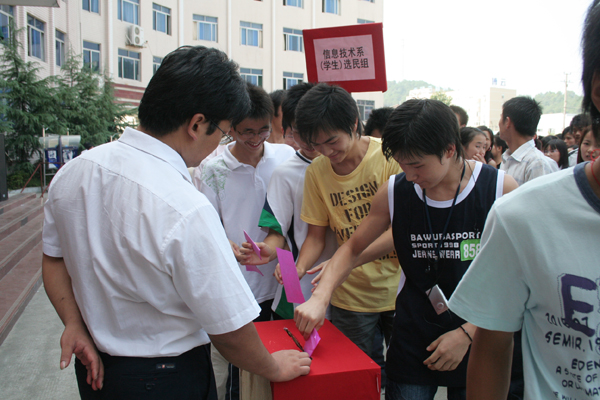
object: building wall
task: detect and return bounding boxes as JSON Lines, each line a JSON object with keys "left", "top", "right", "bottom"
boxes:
{"left": 3, "top": 0, "right": 384, "bottom": 112}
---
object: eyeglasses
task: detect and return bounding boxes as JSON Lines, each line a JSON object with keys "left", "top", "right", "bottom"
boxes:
{"left": 211, "top": 121, "right": 232, "bottom": 145}
{"left": 236, "top": 129, "right": 271, "bottom": 139}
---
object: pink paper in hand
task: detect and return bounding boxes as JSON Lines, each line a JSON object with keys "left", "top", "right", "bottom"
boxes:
{"left": 304, "top": 329, "right": 321, "bottom": 357}
{"left": 276, "top": 248, "right": 305, "bottom": 304}
{"left": 243, "top": 231, "right": 263, "bottom": 275}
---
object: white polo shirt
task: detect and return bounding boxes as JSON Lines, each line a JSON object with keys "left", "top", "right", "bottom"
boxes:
{"left": 43, "top": 127, "right": 260, "bottom": 357}
{"left": 501, "top": 139, "right": 559, "bottom": 185}
{"left": 198, "top": 142, "right": 295, "bottom": 303}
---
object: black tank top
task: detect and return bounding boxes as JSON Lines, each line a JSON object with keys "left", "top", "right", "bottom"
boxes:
{"left": 386, "top": 162, "right": 500, "bottom": 386}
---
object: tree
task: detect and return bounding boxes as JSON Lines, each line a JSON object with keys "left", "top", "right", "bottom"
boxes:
{"left": 431, "top": 91, "right": 453, "bottom": 105}
{"left": 533, "top": 91, "right": 583, "bottom": 114}
{"left": 0, "top": 28, "right": 64, "bottom": 173}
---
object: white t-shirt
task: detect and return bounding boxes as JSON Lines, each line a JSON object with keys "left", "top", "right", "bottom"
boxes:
{"left": 199, "top": 141, "right": 295, "bottom": 303}
{"left": 449, "top": 163, "right": 600, "bottom": 400}
{"left": 501, "top": 139, "right": 559, "bottom": 185}
{"left": 43, "top": 127, "right": 260, "bottom": 357}
{"left": 260, "top": 152, "right": 338, "bottom": 314}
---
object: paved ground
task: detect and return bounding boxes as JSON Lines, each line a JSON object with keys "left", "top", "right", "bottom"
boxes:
{"left": 0, "top": 287, "right": 447, "bottom": 399}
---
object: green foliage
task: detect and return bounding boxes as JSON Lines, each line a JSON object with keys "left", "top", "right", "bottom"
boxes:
{"left": 533, "top": 91, "right": 583, "bottom": 114}
{"left": 384, "top": 80, "right": 452, "bottom": 107}
{"left": 431, "top": 91, "right": 453, "bottom": 105}
{"left": 0, "top": 34, "right": 136, "bottom": 181}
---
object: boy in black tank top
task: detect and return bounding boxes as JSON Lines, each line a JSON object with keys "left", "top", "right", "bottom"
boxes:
{"left": 294, "top": 100, "right": 518, "bottom": 400}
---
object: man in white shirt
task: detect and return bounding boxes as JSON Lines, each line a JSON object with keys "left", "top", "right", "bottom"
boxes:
{"left": 499, "top": 96, "right": 558, "bottom": 186}
{"left": 42, "top": 46, "right": 310, "bottom": 399}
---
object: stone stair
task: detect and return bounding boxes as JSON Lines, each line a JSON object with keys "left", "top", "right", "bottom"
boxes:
{"left": 0, "top": 193, "right": 45, "bottom": 345}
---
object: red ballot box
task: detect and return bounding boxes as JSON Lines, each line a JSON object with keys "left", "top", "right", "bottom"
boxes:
{"left": 246, "top": 319, "right": 381, "bottom": 400}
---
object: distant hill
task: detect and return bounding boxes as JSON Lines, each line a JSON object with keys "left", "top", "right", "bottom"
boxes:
{"left": 533, "top": 91, "right": 583, "bottom": 114}
{"left": 384, "top": 80, "right": 440, "bottom": 106}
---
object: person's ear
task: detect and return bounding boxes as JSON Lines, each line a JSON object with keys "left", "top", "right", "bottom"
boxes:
{"left": 592, "top": 71, "right": 600, "bottom": 113}
{"left": 187, "top": 113, "right": 207, "bottom": 141}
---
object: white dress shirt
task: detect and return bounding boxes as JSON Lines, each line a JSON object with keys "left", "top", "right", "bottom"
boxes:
{"left": 501, "top": 139, "right": 559, "bottom": 186}
{"left": 43, "top": 127, "right": 260, "bottom": 357}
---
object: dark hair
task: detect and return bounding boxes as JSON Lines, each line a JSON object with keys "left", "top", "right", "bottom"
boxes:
{"left": 570, "top": 114, "right": 592, "bottom": 131}
{"left": 234, "top": 82, "right": 274, "bottom": 129}
{"left": 83, "top": 142, "right": 93, "bottom": 150}
{"left": 561, "top": 126, "right": 572, "bottom": 138}
{"left": 544, "top": 139, "right": 569, "bottom": 169}
{"left": 577, "top": 128, "right": 594, "bottom": 163}
{"left": 460, "top": 127, "right": 486, "bottom": 148}
{"left": 270, "top": 90, "right": 286, "bottom": 117}
{"left": 501, "top": 96, "right": 542, "bottom": 137}
{"left": 382, "top": 99, "right": 464, "bottom": 161}
{"left": 364, "top": 107, "right": 394, "bottom": 136}
{"left": 582, "top": 0, "right": 600, "bottom": 144}
{"left": 493, "top": 134, "right": 508, "bottom": 154}
{"left": 540, "top": 135, "right": 558, "bottom": 148}
{"left": 477, "top": 125, "right": 494, "bottom": 162}
{"left": 449, "top": 105, "right": 468, "bottom": 126}
{"left": 295, "top": 83, "right": 362, "bottom": 144}
{"left": 138, "top": 46, "right": 250, "bottom": 137}
{"left": 281, "top": 82, "right": 316, "bottom": 132}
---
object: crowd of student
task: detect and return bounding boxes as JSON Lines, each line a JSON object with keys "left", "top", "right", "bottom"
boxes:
{"left": 39, "top": 1, "right": 600, "bottom": 400}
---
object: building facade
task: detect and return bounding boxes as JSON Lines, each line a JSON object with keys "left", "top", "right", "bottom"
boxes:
{"left": 0, "top": 0, "right": 383, "bottom": 119}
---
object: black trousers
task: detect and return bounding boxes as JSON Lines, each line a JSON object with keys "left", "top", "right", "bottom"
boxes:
{"left": 75, "top": 344, "right": 217, "bottom": 400}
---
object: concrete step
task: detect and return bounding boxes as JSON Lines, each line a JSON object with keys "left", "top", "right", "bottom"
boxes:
{"left": 0, "top": 196, "right": 45, "bottom": 242}
{"left": 0, "top": 193, "right": 37, "bottom": 216}
{"left": 0, "top": 213, "right": 44, "bottom": 282}
{"left": 0, "top": 241, "right": 43, "bottom": 345}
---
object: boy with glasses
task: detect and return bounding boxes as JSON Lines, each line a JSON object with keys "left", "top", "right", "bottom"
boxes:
{"left": 197, "top": 82, "right": 294, "bottom": 400}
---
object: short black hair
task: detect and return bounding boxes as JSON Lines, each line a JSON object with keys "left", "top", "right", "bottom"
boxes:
{"left": 570, "top": 114, "right": 592, "bottom": 131}
{"left": 295, "top": 83, "right": 362, "bottom": 145}
{"left": 501, "top": 96, "right": 542, "bottom": 138}
{"left": 493, "top": 134, "right": 508, "bottom": 154}
{"left": 138, "top": 46, "right": 250, "bottom": 137}
{"left": 382, "top": 99, "right": 464, "bottom": 161}
{"left": 281, "top": 82, "right": 316, "bottom": 132}
{"left": 270, "top": 90, "right": 286, "bottom": 117}
{"left": 364, "top": 107, "right": 394, "bottom": 136}
{"left": 544, "top": 139, "right": 569, "bottom": 169}
{"left": 540, "top": 135, "right": 558, "bottom": 148}
{"left": 449, "top": 105, "right": 468, "bottom": 126}
{"left": 583, "top": 0, "right": 600, "bottom": 124}
{"left": 235, "top": 82, "right": 274, "bottom": 128}
{"left": 460, "top": 127, "right": 486, "bottom": 147}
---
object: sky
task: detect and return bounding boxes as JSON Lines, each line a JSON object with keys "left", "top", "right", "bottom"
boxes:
{"left": 382, "top": 0, "right": 591, "bottom": 96}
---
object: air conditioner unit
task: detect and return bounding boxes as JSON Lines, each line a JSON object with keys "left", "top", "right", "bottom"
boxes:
{"left": 127, "top": 25, "right": 144, "bottom": 47}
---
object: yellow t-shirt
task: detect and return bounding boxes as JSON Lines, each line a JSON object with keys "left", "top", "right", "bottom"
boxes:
{"left": 301, "top": 137, "right": 402, "bottom": 312}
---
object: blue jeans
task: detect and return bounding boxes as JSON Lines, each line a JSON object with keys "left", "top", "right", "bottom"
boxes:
{"left": 330, "top": 305, "right": 394, "bottom": 356}
{"left": 385, "top": 381, "right": 466, "bottom": 400}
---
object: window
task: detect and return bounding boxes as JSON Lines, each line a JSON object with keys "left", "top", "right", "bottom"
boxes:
{"left": 83, "top": 41, "right": 101, "bottom": 72}
{"left": 284, "top": 28, "right": 303, "bottom": 52}
{"left": 0, "top": 5, "right": 14, "bottom": 42}
{"left": 284, "top": 0, "right": 303, "bottom": 7}
{"left": 118, "top": 48, "right": 140, "bottom": 80}
{"left": 55, "top": 30, "right": 66, "bottom": 67}
{"left": 357, "top": 100, "right": 375, "bottom": 121}
{"left": 153, "top": 3, "right": 171, "bottom": 34}
{"left": 82, "top": 0, "right": 99, "bottom": 13}
{"left": 193, "top": 15, "right": 217, "bottom": 42}
{"left": 153, "top": 56, "right": 162, "bottom": 75}
{"left": 283, "top": 72, "right": 303, "bottom": 90}
{"left": 322, "top": 0, "right": 340, "bottom": 14}
{"left": 357, "top": 18, "right": 374, "bottom": 24}
{"left": 118, "top": 0, "right": 139, "bottom": 25}
{"left": 240, "top": 21, "right": 262, "bottom": 47}
{"left": 240, "top": 68, "right": 263, "bottom": 87}
{"left": 27, "top": 15, "right": 45, "bottom": 61}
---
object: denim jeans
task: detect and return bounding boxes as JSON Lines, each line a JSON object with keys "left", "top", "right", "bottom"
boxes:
{"left": 330, "top": 305, "right": 395, "bottom": 356}
{"left": 385, "top": 380, "right": 466, "bottom": 400}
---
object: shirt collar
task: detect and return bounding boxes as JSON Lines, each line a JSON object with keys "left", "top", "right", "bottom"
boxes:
{"left": 118, "top": 127, "right": 192, "bottom": 183}
{"left": 504, "top": 139, "right": 535, "bottom": 162}
{"left": 222, "top": 141, "right": 273, "bottom": 169}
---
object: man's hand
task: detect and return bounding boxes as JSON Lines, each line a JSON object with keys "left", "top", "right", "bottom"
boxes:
{"left": 268, "top": 350, "right": 311, "bottom": 382}
{"left": 423, "top": 327, "right": 471, "bottom": 372}
{"left": 239, "top": 242, "right": 276, "bottom": 266}
{"left": 60, "top": 323, "right": 104, "bottom": 391}
{"left": 294, "top": 295, "right": 328, "bottom": 339}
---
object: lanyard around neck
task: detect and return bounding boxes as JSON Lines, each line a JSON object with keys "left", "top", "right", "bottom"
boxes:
{"left": 422, "top": 160, "right": 466, "bottom": 274}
